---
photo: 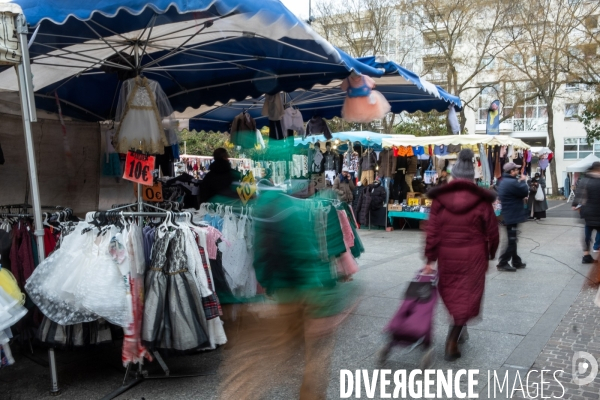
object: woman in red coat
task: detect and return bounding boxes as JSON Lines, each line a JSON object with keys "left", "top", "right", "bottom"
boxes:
{"left": 423, "top": 149, "right": 499, "bottom": 361}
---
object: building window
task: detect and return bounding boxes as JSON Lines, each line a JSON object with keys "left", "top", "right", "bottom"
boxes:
{"left": 564, "top": 103, "right": 582, "bottom": 119}
{"left": 564, "top": 138, "right": 599, "bottom": 159}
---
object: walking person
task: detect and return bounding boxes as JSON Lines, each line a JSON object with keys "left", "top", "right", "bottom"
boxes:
{"left": 496, "top": 162, "right": 529, "bottom": 271}
{"left": 572, "top": 162, "right": 600, "bottom": 264}
{"left": 423, "top": 149, "right": 499, "bottom": 361}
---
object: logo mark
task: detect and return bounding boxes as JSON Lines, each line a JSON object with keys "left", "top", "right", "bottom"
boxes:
{"left": 572, "top": 351, "right": 598, "bottom": 386}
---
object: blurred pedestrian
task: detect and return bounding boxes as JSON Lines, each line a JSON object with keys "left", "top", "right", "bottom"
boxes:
{"left": 436, "top": 169, "right": 449, "bottom": 186}
{"left": 496, "top": 162, "right": 529, "bottom": 271}
{"left": 423, "top": 149, "right": 499, "bottom": 361}
{"left": 572, "top": 161, "right": 600, "bottom": 264}
{"left": 333, "top": 167, "right": 356, "bottom": 204}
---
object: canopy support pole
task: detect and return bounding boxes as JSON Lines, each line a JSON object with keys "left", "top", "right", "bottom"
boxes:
{"left": 16, "top": 13, "right": 58, "bottom": 396}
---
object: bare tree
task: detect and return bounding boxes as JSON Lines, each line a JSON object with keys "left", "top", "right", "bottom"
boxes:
{"left": 499, "top": 0, "right": 600, "bottom": 195}
{"left": 401, "top": 0, "right": 519, "bottom": 132}
{"left": 313, "top": 0, "right": 397, "bottom": 57}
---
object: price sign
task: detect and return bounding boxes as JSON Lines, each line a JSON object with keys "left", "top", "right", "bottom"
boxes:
{"left": 133, "top": 182, "right": 163, "bottom": 202}
{"left": 123, "top": 151, "right": 155, "bottom": 186}
{"left": 236, "top": 171, "right": 256, "bottom": 205}
{"left": 290, "top": 179, "right": 309, "bottom": 197}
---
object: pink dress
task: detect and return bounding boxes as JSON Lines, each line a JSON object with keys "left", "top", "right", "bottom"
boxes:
{"left": 336, "top": 211, "right": 359, "bottom": 277}
{"left": 341, "top": 75, "right": 391, "bottom": 123}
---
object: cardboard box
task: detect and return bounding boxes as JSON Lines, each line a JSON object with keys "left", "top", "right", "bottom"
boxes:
{"left": 406, "top": 192, "right": 421, "bottom": 199}
{"left": 422, "top": 198, "right": 433, "bottom": 207}
{"left": 388, "top": 204, "right": 403, "bottom": 211}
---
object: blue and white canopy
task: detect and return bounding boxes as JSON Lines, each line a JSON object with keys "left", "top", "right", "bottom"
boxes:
{"left": 189, "top": 55, "right": 462, "bottom": 132}
{"left": 294, "top": 131, "right": 397, "bottom": 150}
{"left": 0, "top": 0, "right": 382, "bottom": 120}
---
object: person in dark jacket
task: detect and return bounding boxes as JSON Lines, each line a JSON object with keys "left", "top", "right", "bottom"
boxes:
{"left": 572, "top": 162, "right": 600, "bottom": 263}
{"left": 496, "top": 162, "right": 529, "bottom": 271}
{"left": 369, "top": 178, "right": 386, "bottom": 210}
{"left": 333, "top": 167, "right": 355, "bottom": 203}
{"left": 198, "top": 148, "right": 241, "bottom": 205}
{"left": 423, "top": 149, "right": 499, "bottom": 361}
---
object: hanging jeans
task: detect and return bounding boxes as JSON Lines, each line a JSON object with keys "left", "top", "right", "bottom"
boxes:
{"left": 498, "top": 224, "right": 523, "bottom": 267}
{"left": 584, "top": 225, "right": 600, "bottom": 252}
{"left": 269, "top": 120, "right": 285, "bottom": 140}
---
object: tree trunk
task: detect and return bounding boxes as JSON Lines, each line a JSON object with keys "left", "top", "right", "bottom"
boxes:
{"left": 459, "top": 108, "right": 466, "bottom": 133}
{"left": 547, "top": 106, "right": 559, "bottom": 196}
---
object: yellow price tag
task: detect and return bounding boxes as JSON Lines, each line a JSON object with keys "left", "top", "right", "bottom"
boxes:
{"left": 236, "top": 171, "right": 256, "bottom": 205}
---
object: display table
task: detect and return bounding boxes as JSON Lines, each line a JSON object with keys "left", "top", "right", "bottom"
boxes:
{"left": 388, "top": 211, "right": 429, "bottom": 220}
{"left": 388, "top": 209, "right": 500, "bottom": 223}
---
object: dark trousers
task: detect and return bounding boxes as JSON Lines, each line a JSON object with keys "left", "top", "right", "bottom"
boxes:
{"left": 498, "top": 224, "right": 523, "bottom": 266}
{"left": 584, "top": 226, "right": 600, "bottom": 252}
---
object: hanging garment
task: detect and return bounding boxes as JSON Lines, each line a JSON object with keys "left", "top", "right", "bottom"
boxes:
{"left": 281, "top": 107, "right": 305, "bottom": 136}
{"left": 102, "top": 129, "right": 122, "bottom": 177}
{"left": 9, "top": 221, "right": 35, "bottom": 291}
{"left": 143, "top": 229, "right": 210, "bottom": 352}
{"left": 114, "top": 76, "right": 177, "bottom": 155}
{"left": 268, "top": 120, "right": 286, "bottom": 141}
{"left": 306, "top": 116, "right": 332, "bottom": 139}
{"left": 231, "top": 112, "right": 258, "bottom": 148}
{"left": 448, "top": 106, "right": 460, "bottom": 134}
{"left": 262, "top": 93, "right": 285, "bottom": 120}
{"left": 25, "top": 222, "right": 101, "bottom": 325}
{"left": 340, "top": 75, "right": 391, "bottom": 123}
{"left": 378, "top": 149, "right": 397, "bottom": 178}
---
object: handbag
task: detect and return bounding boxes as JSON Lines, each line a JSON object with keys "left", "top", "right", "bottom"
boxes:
{"left": 423, "top": 160, "right": 435, "bottom": 185}
{"left": 535, "top": 185, "right": 544, "bottom": 201}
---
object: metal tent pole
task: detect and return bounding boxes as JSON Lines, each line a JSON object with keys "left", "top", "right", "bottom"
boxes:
{"left": 15, "top": 14, "right": 59, "bottom": 396}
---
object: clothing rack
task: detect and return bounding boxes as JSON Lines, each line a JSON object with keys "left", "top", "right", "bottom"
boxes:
{"left": 82, "top": 207, "right": 216, "bottom": 399}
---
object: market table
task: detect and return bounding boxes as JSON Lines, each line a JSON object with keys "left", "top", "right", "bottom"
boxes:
{"left": 388, "top": 209, "right": 501, "bottom": 230}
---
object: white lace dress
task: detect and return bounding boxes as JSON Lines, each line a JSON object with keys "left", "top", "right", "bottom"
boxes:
{"left": 220, "top": 212, "right": 249, "bottom": 294}
{"left": 114, "top": 76, "right": 178, "bottom": 155}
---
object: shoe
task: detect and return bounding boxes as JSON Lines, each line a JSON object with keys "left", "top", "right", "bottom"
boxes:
{"left": 583, "top": 255, "right": 594, "bottom": 264}
{"left": 458, "top": 326, "right": 469, "bottom": 344}
{"left": 513, "top": 263, "right": 527, "bottom": 269}
{"left": 445, "top": 325, "right": 462, "bottom": 362}
{"left": 593, "top": 248, "right": 599, "bottom": 253}
{"left": 497, "top": 264, "right": 517, "bottom": 272}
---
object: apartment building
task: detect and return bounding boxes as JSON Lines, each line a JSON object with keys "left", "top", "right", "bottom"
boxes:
{"left": 315, "top": 3, "right": 600, "bottom": 190}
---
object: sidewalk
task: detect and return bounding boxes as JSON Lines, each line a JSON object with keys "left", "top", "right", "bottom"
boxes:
{"left": 1, "top": 217, "right": 594, "bottom": 399}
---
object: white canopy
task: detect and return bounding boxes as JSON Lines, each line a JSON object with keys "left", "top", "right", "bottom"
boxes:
{"left": 381, "top": 134, "right": 530, "bottom": 149}
{"left": 566, "top": 153, "right": 600, "bottom": 172}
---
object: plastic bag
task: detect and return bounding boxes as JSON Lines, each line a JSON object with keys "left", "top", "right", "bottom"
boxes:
{"left": 535, "top": 186, "right": 544, "bottom": 201}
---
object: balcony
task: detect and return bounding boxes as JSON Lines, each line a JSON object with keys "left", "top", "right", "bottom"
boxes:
{"left": 422, "top": 72, "right": 446, "bottom": 84}
{"left": 474, "top": 118, "right": 548, "bottom": 134}
{"left": 475, "top": 120, "right": 515, "bottom": 133}
{"left": 422, "top": 46, "right": 444, "bottom": 57}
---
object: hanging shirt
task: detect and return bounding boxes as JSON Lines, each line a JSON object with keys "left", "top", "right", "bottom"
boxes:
{"left": 281, "top": 108, "right": 305, "bottom": 136}
{"left": 305, "top": 116, "right": 332, "bottom": 140}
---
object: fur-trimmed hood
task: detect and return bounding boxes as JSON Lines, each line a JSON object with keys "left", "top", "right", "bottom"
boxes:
{"left": 427, "top": 179, "right": 497, "bottom": 214}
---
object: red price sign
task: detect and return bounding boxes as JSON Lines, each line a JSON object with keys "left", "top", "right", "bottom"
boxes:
{"left": 123, "top": 151, "right": 155, "bottom": 186}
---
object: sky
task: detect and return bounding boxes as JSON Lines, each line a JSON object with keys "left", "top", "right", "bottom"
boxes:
{"left": 281, "top": 0, "right": 310, "bottom": 20}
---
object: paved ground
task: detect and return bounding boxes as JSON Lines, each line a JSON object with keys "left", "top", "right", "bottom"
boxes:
{"left": 547, "top": 200, "right": 577, "bottom": 219}
{"left": 2, "top": 217, "right": 599, "bottom": 399}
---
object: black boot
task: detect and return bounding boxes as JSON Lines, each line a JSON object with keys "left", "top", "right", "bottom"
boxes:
{"left": 445, "top": 325, "right": 463, "bottom": 361}
{"left": 458, "top": 326, "right": 469, "bottom": 344}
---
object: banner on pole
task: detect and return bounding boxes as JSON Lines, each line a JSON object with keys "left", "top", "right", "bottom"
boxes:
{"left": 486, "top": 100, "right": 500, "bottom": 135}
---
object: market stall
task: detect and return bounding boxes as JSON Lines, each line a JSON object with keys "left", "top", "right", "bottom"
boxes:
{"left": 565, "top": 153, "right": 600, "bottom": 201}
{"left": 0, "top": 0, "right": 371, "bottom": 397}
{"left": 379, "top": 135, "right": 530, "bottom": 228}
